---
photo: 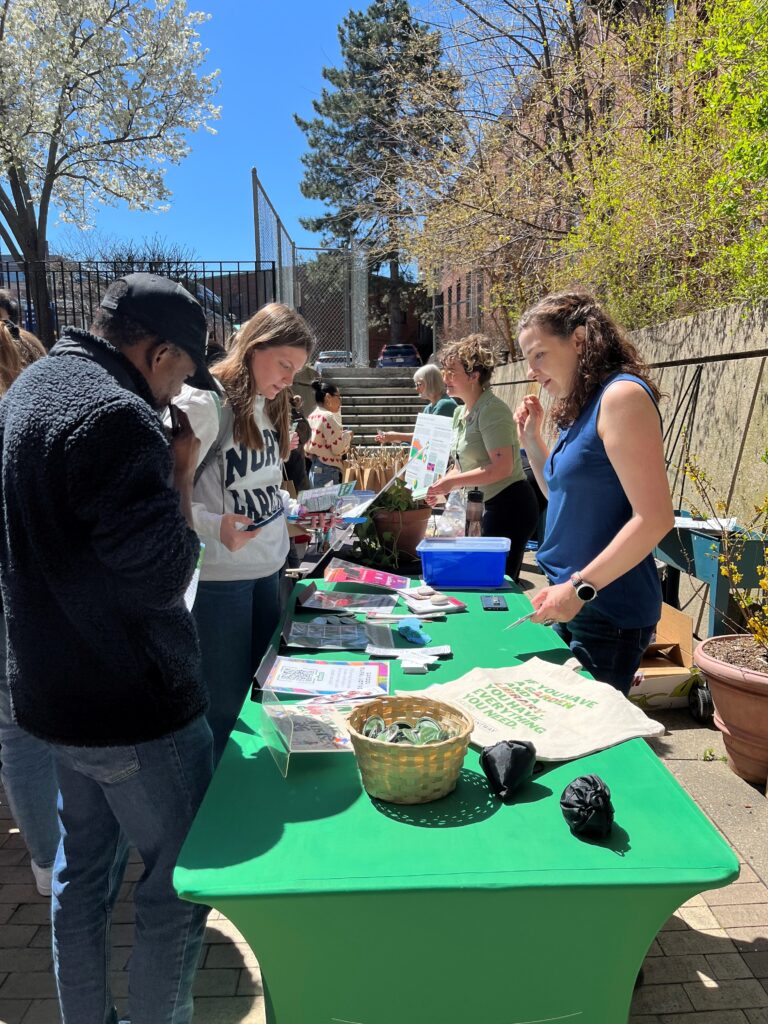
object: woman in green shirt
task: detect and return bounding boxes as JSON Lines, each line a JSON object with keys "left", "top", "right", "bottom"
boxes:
{"left": 376, "top": 364, "right": 457, "bottom": 444}
{"left": 426, "top": 334, "right": 538, "bottom": 582}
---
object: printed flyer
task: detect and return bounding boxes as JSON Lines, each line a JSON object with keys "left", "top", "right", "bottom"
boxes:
{"left": 262, "top": 656, "right": 390, "bottom": 697}
{"left": 261, "top": 694, "right": 354, "bottom": 754}
{"left": 404, "top": 413, "right": 454, "bottom": 497}
{"left": 408, "top": 657, "right": 664, "bottom": 761}
{"left": 296, "top": 484, "right": 342, "bottom": 513}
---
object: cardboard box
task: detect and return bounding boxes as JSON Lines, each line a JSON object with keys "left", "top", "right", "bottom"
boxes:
{"left": 628, "top": 603, "right": 695, "bottom": 710}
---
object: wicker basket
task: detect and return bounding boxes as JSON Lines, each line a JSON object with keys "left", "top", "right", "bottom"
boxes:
{"left": 347, "top": 695, "right": 474, "bottom": 805}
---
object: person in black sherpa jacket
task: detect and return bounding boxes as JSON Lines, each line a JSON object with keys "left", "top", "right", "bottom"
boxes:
{"left": 0, "top": 273, "right": 217, "bottom": 1024}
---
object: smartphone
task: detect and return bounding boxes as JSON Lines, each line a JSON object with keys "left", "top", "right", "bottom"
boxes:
{"left": 239, "top": 507, "right": 285, "bottom": 532}
{"left": 481, "top": 594, "right": 508, "bottom": 611}
{"left": 168, "top": 403, "right": 182, "bottom": 437}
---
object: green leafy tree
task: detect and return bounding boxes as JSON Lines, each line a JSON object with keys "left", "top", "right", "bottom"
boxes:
{"left": 691, "top": 0, "right": 768, "bottom": 303}
{"left": 552, "top": 0, "right": 768, "bottom": 327}
{"left": 0, "top": 0, "right": 219, "bottom": 344}
{"left": 294, "top": 0, "right": 463, "bottom": 342}
{"left": 393, "top": 0, "right": 650, "bottom": 344}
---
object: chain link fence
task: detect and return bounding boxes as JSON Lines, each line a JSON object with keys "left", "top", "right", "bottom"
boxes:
{"left": 251, "top": 168, "right": 368, "bottom": 363}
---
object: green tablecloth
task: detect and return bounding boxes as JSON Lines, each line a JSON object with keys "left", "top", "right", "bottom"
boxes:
{"left": 175, "top": 581, "right": 738, "bottom": 1024}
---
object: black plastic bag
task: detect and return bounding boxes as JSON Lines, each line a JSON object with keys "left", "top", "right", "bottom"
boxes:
{"left": 560, "top": 774, "right": 614, "bottom": 839}
{"left": 479, "top": 740, "right": 537, "bottom": 802}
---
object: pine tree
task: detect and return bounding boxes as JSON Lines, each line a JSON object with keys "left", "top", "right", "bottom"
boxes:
{"left": 294, "top": 0, "right": 462, "bottom": 342}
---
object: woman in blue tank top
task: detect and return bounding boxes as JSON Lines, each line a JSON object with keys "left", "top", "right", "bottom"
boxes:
{"left": 514, "top": 290, "right": 674, "bottom": 695}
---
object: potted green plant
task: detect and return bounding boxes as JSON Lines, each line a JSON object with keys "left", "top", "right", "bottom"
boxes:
{"left": 685, "top": 451, "right": 768, "bottom": 784}
{"left": 353, "top": 480, "right": 432, "bottom": 568}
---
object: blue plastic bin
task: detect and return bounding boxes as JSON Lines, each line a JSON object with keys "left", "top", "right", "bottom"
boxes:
{"left": 416, "top": 537, "right": 511, "bottom": 588}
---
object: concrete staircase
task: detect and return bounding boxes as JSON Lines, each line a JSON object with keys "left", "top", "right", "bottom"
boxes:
{"left": 321, "top": 366, "right": 423, "bottom": 445}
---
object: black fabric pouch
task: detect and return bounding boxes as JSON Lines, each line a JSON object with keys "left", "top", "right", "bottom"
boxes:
{"left": 560, "top": 774, "right": 614, "bottom": 839}
{"left": 479, "top": 740, "right": 537, "bottom": 801}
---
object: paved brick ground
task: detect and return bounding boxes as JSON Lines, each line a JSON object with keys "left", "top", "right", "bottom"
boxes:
{"left": 2, "top": 781, "right": 768, "bottom": 1023}
{"left": 0, "top": 801, "right": 265, "bottom": 1024}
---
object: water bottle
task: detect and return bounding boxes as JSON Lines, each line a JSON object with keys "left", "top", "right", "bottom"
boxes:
{"left": 465, "top": 488, "right": 484, "bottom": 537}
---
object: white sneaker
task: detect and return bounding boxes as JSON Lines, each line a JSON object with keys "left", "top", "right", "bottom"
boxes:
{"left": 31, "top": 860, "right": 53, "bottom": 897}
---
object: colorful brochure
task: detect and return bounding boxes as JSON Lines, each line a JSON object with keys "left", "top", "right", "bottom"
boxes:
{"left": 323, "top": 557, "right": 412, "bottom": 591}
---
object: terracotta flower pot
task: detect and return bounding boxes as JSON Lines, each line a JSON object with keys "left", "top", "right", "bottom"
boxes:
{"left": 371, "top": 507, "right": 431, "bottom": 560}
{"left": 693, "top": 636, "right": 768, "bottom": 784}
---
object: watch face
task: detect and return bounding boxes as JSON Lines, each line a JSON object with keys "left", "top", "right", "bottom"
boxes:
{"left": 577, "top": 583, "right": 597, "bottom": 602}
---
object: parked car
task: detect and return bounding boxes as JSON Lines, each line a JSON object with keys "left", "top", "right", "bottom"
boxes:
{"left": 376, "top": 343, "right": 422, "bottom": 368}
{"left": 314, "top": 349, "right": 354, "bottom": 374}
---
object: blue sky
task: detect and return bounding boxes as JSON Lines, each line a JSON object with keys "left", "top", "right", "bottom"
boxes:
{"left": 47, "top": 0, "right": 357, "bottom": 261}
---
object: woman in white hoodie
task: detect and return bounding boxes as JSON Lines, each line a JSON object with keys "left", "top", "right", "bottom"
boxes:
{"left": 174, "top": 304, "right": 314, "bottom": 762}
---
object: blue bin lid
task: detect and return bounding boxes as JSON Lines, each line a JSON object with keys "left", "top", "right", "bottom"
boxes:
{"left": 416, "top": 537, "right": 511, "bottom": 553}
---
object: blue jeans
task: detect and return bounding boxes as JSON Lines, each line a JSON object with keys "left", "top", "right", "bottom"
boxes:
{"left": 49, "top": 715, "right": 213, "bottom": 1024}
{"left": 308, "top": 456, "right": 341, "bottom": 488}
{"left": 553, "top": 603, "right": 655, "bottom": 696}
{"left": 194, "top": 573, "right": 281, "bottom": 764}
{"left": 0, "top": 614, "right": 60, "bottom": 868}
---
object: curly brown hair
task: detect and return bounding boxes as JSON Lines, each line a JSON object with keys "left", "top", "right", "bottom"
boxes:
{"left": 438, "top": 333, "right": 499, "bottom": 388}
{"left": 213, "top": 304, "right": 314, "bottom": 459}
{"left": 518, "top": 290, "right": 660, "bottom": 428}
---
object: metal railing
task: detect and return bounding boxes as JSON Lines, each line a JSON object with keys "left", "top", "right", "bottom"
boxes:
{"left": 0, "top": 258, "right": 276, "bottom": 347}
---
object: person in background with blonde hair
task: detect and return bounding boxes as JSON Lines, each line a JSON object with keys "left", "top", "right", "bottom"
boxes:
{"left": 376, "top": 363, "right": 457, "bottom": 444}
{"left": 173, "top": 303, "right": 314, "bottom": 762}
{"left": 426, "top": 334, "right": 538, "bottom": 582}
{"left": 514, "top": 289, "right": 673, "bottom": 694}
{"left": 0, "top": 320, "right": 57, "bottom": 897}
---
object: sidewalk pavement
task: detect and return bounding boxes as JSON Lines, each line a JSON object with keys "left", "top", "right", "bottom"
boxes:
{"left": 2, "top": 563, "right": 768, "bottom": 1022}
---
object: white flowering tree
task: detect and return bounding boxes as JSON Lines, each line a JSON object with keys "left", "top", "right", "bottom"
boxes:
{"left": 0, "top": 0, "right": 220, "bottom": 343}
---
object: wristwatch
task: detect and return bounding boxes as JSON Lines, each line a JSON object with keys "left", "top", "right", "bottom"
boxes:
{"left": 570, "top": 572, "right": 598, "bottom": 603}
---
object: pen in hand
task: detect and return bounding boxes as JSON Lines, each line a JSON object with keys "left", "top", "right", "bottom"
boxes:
{"left": 504, "top": 611, "right": 555, "bottom": 631}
